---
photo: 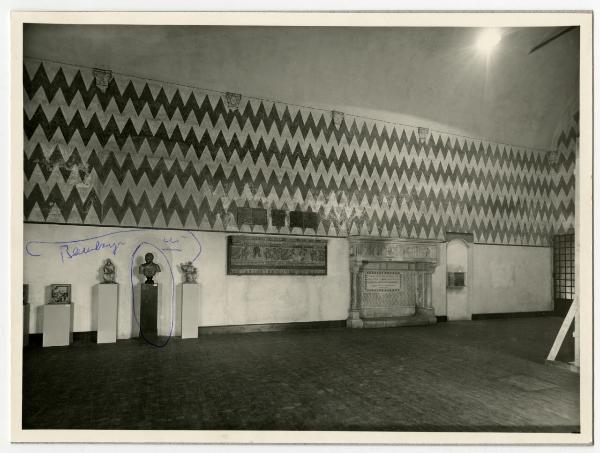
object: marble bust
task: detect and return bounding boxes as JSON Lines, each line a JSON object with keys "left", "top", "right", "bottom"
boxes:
{"left": 102, "top": 258, "right": 116, "bottom": 284}
{"left": 180, "top": 261, "right": 198, "bottom": 283}
{"left": 139, "top": 253, "right": 161, "bottom": 284}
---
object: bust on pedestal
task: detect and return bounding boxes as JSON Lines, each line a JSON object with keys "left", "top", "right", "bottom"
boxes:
{"left": 97, "top": 259, "right": 118, "bottom": 343}
{"left": 180, "top": 261, "right": 199, "bottom": 339}
{"left": 139, "top": 253, "right": 161, "bottom": 336}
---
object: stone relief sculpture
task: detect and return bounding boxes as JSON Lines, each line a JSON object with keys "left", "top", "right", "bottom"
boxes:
{"left": 180, "top": 261, "right": 198, "bottom": 283}
{"left": 49, "top": 284, "right": 71, "bottom": 304}
{"left": 102, "top": 258, "right": 116, "bottom": 284}
{"left": 139, "top": 253, "right": 161, "bottom": 284}
{"left": 227, "top": 235, "right": 327, "bottom": 275}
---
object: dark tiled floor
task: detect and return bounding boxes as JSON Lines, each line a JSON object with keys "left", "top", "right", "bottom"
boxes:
{"left": 22, "top": 317, "right": 579, "bottom": 432}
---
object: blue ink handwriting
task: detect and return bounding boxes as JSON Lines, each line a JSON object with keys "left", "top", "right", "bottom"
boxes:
{"left": 25, "top": 229, "right": 146, "bottom": 258}
{"left": 59, "top": 240, "right": 125, "bottom": 262}
{"left": 25, "top": 229, "right": 202, "bottom": 264}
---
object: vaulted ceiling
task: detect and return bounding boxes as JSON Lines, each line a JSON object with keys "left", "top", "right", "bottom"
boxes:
{"left": 24, "top": 24, "right": 579, "bottom": 150}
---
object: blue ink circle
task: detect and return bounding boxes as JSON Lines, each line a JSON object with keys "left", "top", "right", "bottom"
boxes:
{"left": 130, "top": 241, "right": 176, "bottom": 348}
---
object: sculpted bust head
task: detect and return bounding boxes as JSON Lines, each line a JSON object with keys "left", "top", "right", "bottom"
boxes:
{"left": 139, "top": 252, "right": 161, "bottom": 284}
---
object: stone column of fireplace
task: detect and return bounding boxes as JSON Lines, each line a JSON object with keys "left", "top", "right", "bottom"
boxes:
{"left": 416, "top": 266, "right": 435, "bottom": 319}
{"left": 347, "top": 261, "right": 364, "bottom": 328}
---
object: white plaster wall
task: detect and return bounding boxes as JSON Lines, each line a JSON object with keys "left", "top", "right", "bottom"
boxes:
{"left": 23, "top": 224, "right": 350, "bottom": 337}
{"left": 198, "top": 231, "right": 349, "bottom": 327}
{"left": 23, "top": 223, "right": 551, "bottom": 334}
{"left": 471, "top": 244, "right": 552, "bottom": 314}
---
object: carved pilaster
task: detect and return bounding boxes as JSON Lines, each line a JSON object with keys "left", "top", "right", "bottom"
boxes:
{"left": 415, "top": 272, "right": 424, "bottom": 308}
{"left": 425, "top": 269, "right": 433, "bottom": 309}
{"left": 347, "top": 260, "right": 364, "bottom": 328}
{"left": 415, "top": 266, "right": 436, "bottom": 321}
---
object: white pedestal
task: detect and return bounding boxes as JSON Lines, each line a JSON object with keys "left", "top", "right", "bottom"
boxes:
{"left": 181, "top": 284, "right": 199, "bottom": 339}
{"left": 98, "top": 284, "right": 118, "bottom": 343}
{"left": 23, "top": 304, "right": 30, "bottom": 347}
{"left": 43, "top": 304, "right": 73, "bottom": 347}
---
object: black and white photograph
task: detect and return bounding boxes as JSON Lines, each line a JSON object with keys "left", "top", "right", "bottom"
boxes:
{"left": 7, "top": 10, "right": 593, "bottom": 445}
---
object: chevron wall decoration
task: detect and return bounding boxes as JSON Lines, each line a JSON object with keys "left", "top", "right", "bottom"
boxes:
{"left": 550, "top": 111, "right": 577, "bottom": 235}
{"left": 23, "top": 59, "right": 575, "bottom": 246}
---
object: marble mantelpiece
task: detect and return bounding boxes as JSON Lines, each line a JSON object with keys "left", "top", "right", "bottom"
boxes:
{"left": 347, "top": 236, "right": 441, "bottom": 328}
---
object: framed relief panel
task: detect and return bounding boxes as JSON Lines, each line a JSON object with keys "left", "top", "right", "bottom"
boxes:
{"left": 48, "top": 284, "right": 72, "bottom": 304}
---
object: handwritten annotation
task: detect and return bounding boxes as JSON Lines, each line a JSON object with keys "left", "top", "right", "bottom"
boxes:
{"left": 25, "top": 229, "right": 202, "bottom": 348}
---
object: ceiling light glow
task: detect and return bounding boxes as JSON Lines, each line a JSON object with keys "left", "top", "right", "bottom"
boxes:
{"left": 476, "top": 29, "right": 502, "bottom": 54}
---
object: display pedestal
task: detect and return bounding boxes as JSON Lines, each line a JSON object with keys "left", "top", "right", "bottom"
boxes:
{"left": 140, "top": 284, "right": 158, "bottom": 336}
{"left": 23, "top": 304, "right": 30, "bottom": 347}
{"left": 181, "top": 283, "right": 199, "bottom": 339}
{"left": 43, "top": 304, "right": 73, "bottom": 347}
{"left": 98, "top": 284, "right": 118, "bottom": 343}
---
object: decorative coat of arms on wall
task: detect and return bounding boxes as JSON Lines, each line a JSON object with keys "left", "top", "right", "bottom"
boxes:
{"left": 225, "top": 92, "right": 242, "bottom": 110}
{"left": 332, "top": 110, "right": 345, "bottom": 128}
{"left": 92, "top": 68, "right": 113, "bottom": 91}
{"left": 547, "top": 151, "right": 560, "bottom": 166}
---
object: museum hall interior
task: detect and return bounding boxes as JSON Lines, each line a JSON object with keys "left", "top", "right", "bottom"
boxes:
{"left": 21, "top": 24, "right": 580, "bottom": 432}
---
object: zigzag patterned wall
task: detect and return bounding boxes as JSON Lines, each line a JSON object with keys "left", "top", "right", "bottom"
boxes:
{"left": 23, "top": 58, "right": 574, "bottom": 246}
{"left": 551, "top": 111, "right": 578, "bottom": 235}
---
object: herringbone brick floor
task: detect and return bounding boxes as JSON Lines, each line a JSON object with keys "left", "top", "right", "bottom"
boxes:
{"left": 22, "top": 317, "right": 579, "bottom": 431}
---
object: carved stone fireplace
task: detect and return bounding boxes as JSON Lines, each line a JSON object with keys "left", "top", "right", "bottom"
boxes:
{"left": 347, "top": 236, "right": 440, "bottom": 328}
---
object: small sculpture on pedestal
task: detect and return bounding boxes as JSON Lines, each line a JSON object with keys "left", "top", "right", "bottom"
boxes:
{"left": 102, "top": 259, "right": 116, "bottom": 284}
{"left": 139, "top": 252, "right": 161, "bottom": 284}
{"left": 180, "top": 261, "right": 198, "bottom": 283}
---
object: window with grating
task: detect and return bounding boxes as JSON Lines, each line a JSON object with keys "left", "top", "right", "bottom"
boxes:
{"left": 553, "top": 233, "right": 575, "bottom": 301}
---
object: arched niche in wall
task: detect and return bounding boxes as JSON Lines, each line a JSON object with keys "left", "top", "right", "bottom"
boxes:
{"left": 445, "top": 232, "right": 473, "bottom": 321}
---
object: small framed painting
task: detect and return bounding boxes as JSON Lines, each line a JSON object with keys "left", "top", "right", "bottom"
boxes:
{"left": 447, "top": 272, "right": 466, "bottom": 288}
{"left": 49, "top": 284, "right": 71, "bottom": 304}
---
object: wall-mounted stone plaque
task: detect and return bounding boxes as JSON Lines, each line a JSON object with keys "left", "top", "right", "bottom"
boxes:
{"left": 271, "top": 209, "right": 286, "bottom": 227}
{"left": 289, "top": 210, "right": 320, "bottom": 230}
{"left": 237, "top": 207, "right": 253, "bottom": 225}
{"left": 252, "top": 208, "right": 268, "bottom": 226}
{"left": 360, "top": 268, "right": 415, "bottom": 318}
{"left": 227, "top": 235, "right": 327, "bottom": 275}
{"left": 447, "top": 272, "right": 466, "bottom": 288}
{"left": 304, "top": 212, "right": 319, "bottom": 230}
{"left": 290, "top": 211, "right": 303, "bottom": 229}
{"left": 365, "top": 272, "right": 401, "bottom": 291}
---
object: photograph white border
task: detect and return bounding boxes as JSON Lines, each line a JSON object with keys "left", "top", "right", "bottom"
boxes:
{"left": 9, "top": 10, "right": 594, "bottom": 445}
